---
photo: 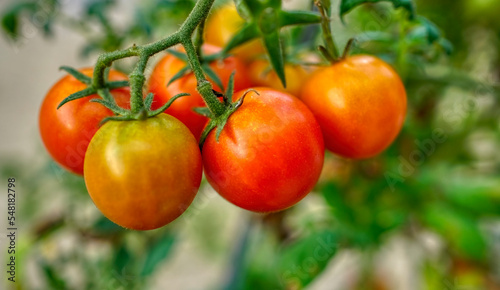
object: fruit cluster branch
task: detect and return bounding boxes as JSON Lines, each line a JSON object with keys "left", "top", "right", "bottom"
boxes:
{"left": 86, "top": 0, "right": 223, "bottom": 118}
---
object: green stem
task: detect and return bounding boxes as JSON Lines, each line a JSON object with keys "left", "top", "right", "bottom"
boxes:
{"left": 194, "top": 18, "right": 206, "bottom": 58}
{"left": 182, "top": 38, "right": 225, "bottom": 116}
{"left": 129, "top": 54, "right": 148, "bottom": 115}
{"left": 179, "top": 0, "right": 214, "bottom": 35}
{"left": 87, "top": 0, "right": 224, "bottom": 118}
{"left": 92, "top": 46, "right": 140, "bottom": 88}
{"left": 317, "top": 0, "right": 339, "bottom": 60}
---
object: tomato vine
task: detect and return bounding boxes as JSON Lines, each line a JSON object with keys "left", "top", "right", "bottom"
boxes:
{"left": 59, "top": 0, "right": 225, "bottom": 122}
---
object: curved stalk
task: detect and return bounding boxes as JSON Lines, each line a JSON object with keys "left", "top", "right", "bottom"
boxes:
{"left": 86, "top": 0, "right": 223, "bottom": 118}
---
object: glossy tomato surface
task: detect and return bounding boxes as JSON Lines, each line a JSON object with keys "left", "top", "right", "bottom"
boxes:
{"left": 202, "top": 88, "right": 325, "bottom": 213}
{"left": 39, "top": 68, "right": 130, "bottom": 175}
{"left": 205, "top": 4, "right": 265, "bottom": 62}
{"left": 301, "top": 55, "right": 407, "bottom": 159}
{"left": 84, "top": 114, "right": 202, "bottom": 230}
{"left": 148, "top": 44, "right": 251, "bottom": 140}
{"left": 249, "top": 59, "right": 308, "bottom": 97}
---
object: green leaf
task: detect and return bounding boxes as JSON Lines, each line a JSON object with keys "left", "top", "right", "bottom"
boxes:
{"left": 100, "top": 115, "right": 134, "bottom": 125}
{"left": 148, "top": 93, "right": 188, "bottom": 117}
{"left": 262, "top": 31, "right": 286, "bottom": 88}
{"left": 199, "top": 120, "right": 217, "bottom": 149}
{"left": 224, "top": 23, "right": 260, "bottom": 54}
{"left": 1, "top": 3, "right": 37, "bottom": 39}
{"left": 215, "top": 117, "right": 228, "bottom": 142}
{"left": 321, "top": 0, "right": 333, "bottom": 16}
{"left": 203, "top": 51, "right": 225, "bottom": 62}
{"left": 144, "top": 92, "right": 154, "bottom": 110}
{"left": 60, "top": 66, "right": 92, "bottom": 84}
{"left": 86, "top": 0, "right": 116, "bottom": 17}
{"left": 1, "top": 12, "right": 18, "bottom": 38}
{"left": 202, "top": 64, "right": 224, "bottom": 91}
{"left": 266, "top": 0, "right": 282, "bottom": 9}
{"left": 92, "top": 216, "right": 124, "bottom": 235}
{"left": 340, "top": 0, "right": 415, "bottom": 20}
{"left": 421, "top": 204, "right": 487, "bottom": 261}
{"left": 438, "top": 38, "right": 453, "bottom": 55}
{"left": 141, "top": 230, "right": 176, "bottom": 276}
{"left": 225, "top": 71, "right": 236, "bottom": 103}
{"left": 236, "top": 0, "right": 265, "bottom": 15}
{"left": 90, "top": 97, "right": 129, "bottom": 116}
{"left": 166, "top": 49, "right": 188, "bottom": 61}
{"left": 57, "top": 88, "right": 96, "bottom": 109}
{"left": 40, "top": 261, "right": 66, "bottom": 289}
{"left": 443, "top": 179, "right": 500, "bottom": 217}
{"left": 279, "top": 230, "right": 338, "bottom": 288}
{"left": 321, "top": 182, "right": 354, "bottom": 222}
{"left": 418, "top": 16, "right": 440, "bottom": 44}
{"left": 193, "top": 107, "right": 213, "bottom": 118}
{"left": 234, "top": 0, "right": 253, "bottom": 21}
{"left": 279, "top": 11, "right": 322, "bottom": 27}
{"left": 318, "top": 45, "right": 336, "bottom": 63}
{"left": 114, "top": 244, "right": 131, "bottom": 275}
{"left": 167, "top": 66, "right": 190, "bottom": 87}
{"left": 107, "top": 80, "right": 130, "bottom": 89}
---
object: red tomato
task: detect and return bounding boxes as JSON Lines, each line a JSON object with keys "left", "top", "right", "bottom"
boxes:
{"left": 84, "top": 114, "right": 202, "bottom": 230}
{"left": 202, "top": 88, "right": 325, "bottom": 213}
{"left": 301, "top": 55, "right": 407, "bottom": 159}
{"left": 39, "top": 68, "right": 130, "bottom": 175}
{"left": 148, "top": 44, "right": 252, "bottom": 140}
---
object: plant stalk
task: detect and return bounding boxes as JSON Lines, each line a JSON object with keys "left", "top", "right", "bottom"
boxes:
{"left": 88, "top": 0, "right": 223, "bottom": 117}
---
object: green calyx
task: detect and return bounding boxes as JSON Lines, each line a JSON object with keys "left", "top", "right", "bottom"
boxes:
{"left": 56, "top": 66, "right": 188, "bottom": 125}
{"left": 224, "top": 0, "right": 322, "bottom": 88}
{"left": 197, "top": 72, "right": 258, "bottom": 149}
{"left": 55, "top": 0, "right": 229, "bottom": 127}
{"left": 165, "top": 49, "right": 227, "bottom": 92}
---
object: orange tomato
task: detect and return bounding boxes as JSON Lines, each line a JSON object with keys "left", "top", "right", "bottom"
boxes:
{"left": 205, "top": 4, "right": 265, "bottom": 62}
{"left": 39, "top": 68, "right": 130, "bottom": 175}
{"left": 301, "top": 55, "right": 407, "bottom": 159}
{"left": 248, "top": 59, "right": 308, "bottom": 97}
{"left": 84, "top": 114, "right": 202, "bottom": 230}
{"left": 148, "top": 44, "right": 252, "bottom": 140}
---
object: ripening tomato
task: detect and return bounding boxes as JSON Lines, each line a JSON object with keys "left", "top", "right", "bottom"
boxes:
{"left": 301, "top": 55, "right": 407, "bottom": 159}
{"left": 148, "top": 44, "right": 252, "bottom": 140}
{"left": 84, "top": 114, "right": 202, "bottom": 230}
{"left": 205, "top": 4, "right": 265, "bottom": 62}
{"left": 202, "top": 88, "right": 324, "bottom": 213}
{"left": 248, "top": 59, "right": 309, "bottom": 97}
{"left": 39, "top": 68, "right": 130, "bottom": 175}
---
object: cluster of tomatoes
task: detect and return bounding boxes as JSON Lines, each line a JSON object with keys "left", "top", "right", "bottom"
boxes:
{"left": 39, "top": 5, "right": 407, "bottom": 231}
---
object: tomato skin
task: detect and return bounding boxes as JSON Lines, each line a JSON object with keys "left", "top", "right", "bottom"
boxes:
{"left": 39, "top": 68, "right": 130, "bottom": 175}
{"left": 84, "top": 114, "right": 202, "bottom": 230}
{"left": 248, "top": 59, "right": 308, "bottom": 97}
{"left": 205, "top": 4, "right": 265, "bottom": 62}
{"left": 148, "top": 44, "right": 252, "bottom": 140}
{"left": 202, "top": 88, "right": 324, "bottom": 213}
{"left": 301, "top": 55, "right": 407, "bottom": 159}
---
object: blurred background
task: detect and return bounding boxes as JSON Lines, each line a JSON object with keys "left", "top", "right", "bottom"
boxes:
{"left": 0, "top": 0, "right": 499, "bottom": 289}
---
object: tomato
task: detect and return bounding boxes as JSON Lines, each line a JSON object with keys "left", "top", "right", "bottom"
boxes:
{"left": 84, "top": 114, "right": 202, "bottom": 230}
{"left": 301, "top": 55, "right": 407, "bottom": 159}
{"left": 148, "top": 44, "right": 252, "bottom": 140}
{"left": 205, "top": 4, "right": 265, "bottom": 62}
{"left": 202, "top": 88, "right": 324, "bottom": 213}
{"left": 39, "top": 68, "right": 130, "bottom": 175}
{"left": 248, "top": 59, "right": 308, "bottom": 97}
